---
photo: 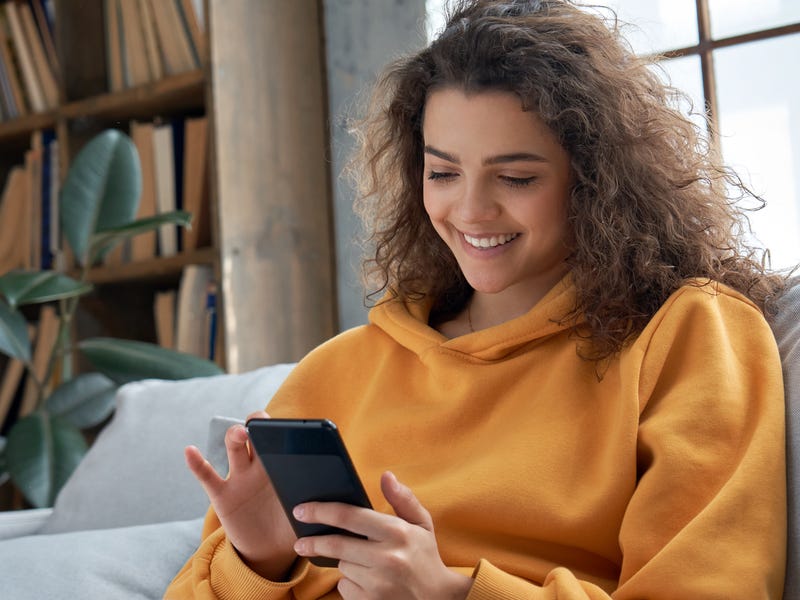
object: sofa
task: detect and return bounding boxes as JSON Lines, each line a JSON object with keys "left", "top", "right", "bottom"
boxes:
{"left": 0, "top": 362, "right": 296, "bottom": 599}
{"left": 0, "top": 282, "right": 797, "bottom": 599}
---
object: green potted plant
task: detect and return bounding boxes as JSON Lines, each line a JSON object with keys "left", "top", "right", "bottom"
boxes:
{"left": 0, "top": 129, "right": 223, "bottom": 508}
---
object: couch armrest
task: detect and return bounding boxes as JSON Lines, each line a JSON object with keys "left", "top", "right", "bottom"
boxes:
{"left": 0, "top": 508, "right": 53, "bottom": 541}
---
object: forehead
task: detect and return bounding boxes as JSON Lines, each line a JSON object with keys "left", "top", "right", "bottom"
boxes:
{"left": 421, "top": 87, "right": 565, "bottom": 157}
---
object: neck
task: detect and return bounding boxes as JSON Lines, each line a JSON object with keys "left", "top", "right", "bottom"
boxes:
{"left": 469, "top": 278, "right": 564, "bottom": 331}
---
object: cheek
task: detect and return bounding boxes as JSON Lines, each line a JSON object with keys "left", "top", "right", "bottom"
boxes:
{"left": 422, "top": 188, "right": 447, "bottom": 223}
{"left": 422, "top": 194, "right": 452, "bottom": 246}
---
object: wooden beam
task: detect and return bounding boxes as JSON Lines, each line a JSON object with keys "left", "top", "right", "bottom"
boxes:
{"left": 208, "top": 0, "right": 336, "bottom": 371}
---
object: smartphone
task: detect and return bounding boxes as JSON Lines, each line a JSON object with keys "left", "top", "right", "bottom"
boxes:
{"left": 246, "top": 418, "right": 373, "bottom": 568}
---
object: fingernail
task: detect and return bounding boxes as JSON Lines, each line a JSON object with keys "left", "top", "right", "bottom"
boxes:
{"left": 387, "top": 471, "right": 400, "bottom": 491}
{"left": 293, "top": 505, "right": 305, "bottom": 520}
{"left": 294, "top": 539, "right": 307, "bottom": 554}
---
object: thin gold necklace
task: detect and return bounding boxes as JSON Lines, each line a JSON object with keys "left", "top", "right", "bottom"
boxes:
{"left": 466, "top": 302, "right": 475, "bottom": 333}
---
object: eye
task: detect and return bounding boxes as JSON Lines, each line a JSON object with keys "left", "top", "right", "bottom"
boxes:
{"left": 427, "top": 170, "right": 458, "bottom": 183}
{"left": 500, "top": 175, "right": 537, "bottom": 188}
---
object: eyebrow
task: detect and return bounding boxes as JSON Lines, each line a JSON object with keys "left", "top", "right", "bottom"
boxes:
{"left": 424, "top": 145, "right": 548, "bottom": 166}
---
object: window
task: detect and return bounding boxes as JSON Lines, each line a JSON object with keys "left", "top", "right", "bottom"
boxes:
{"left": 607, "top": 0, "right": 800, "bottom": 270}
{"left": 425, "top": 0, "right": 800, "bottom": 270}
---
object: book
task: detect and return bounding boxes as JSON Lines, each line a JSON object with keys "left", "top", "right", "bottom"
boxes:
{"left": 19, "top": 304, "right": 59, "bottom": 417}
{"left": 189, "top": 0, "right": 204, "bottom": 31}
{"left": 130, "top": 120, "right": 158, "bottom": 260}
{"left": 39, "top": 129, "right": 56, "bottom": 269}
{"left": 175, "top": 264, "right": 213, "bottom": 357}
{"left": 0, "top": 51, "right": 13, "bottom": 118}
{"left": 29, "top": 0, "right": 59, "bottom": 80}
{"left": 0, "top": 357, "right": 25, "bottom": 430}
{"left": 153, "top": 289, "right": 176, "bottom": 349}
{"left": 0, "top": 167, "right": 29, "bottom": 273}
{"left": 136, "top": 0, "right": 163, "bottom": 81}
{"left": 170, "top": 116, "right": 185, "bottom": 250}
{"left": 18, "top": 1, "right": 57, "bottom": 107}
{"left": 0, "top": 12, "right": 27, "bottom": 116}
{"left": 181, "top": 115, "right": 210, "bottom": 250}
{"left": 148, "top": 0, "right": 196, "bottom": 75}
{"left": 25, "top": 130, "right": 43, "bottom": 270}
{"left": 152, "top": 121, "right": 177, "bottom": 256}
{"left": 4, "top": 1, "right": 45, "bottom": 112}
{"left": 105, "top": 0, "right": 123, "bottom": 92}
{"left": 118, "top": 0, "right": 151, "bottom": 87}
{"left": 0, "top": 322, "right": 35, "bottom": 429}
{"left": 48, "top": 136, "right": 63, "bottom": 271}
{"left": 175, "top": 0, "right": 203, "bottom": 64}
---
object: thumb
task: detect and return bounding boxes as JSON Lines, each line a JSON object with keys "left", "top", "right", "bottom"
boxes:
{"left": 381, "top": 471, "right": 434, "bottom": 531}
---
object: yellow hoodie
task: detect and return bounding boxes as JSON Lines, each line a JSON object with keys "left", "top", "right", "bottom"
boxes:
{"left": 165, "top": 277, "right": 786, "bottom": 599}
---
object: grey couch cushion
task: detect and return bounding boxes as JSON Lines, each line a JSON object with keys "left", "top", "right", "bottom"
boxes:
{"left": 0, "top": 517, "right": 203, "bottom": 599}
{"left": 40, "top": 363, "right": 295, "bottom": 534}
{"left": 771, "top": 279, "right": 800, "bottom": 600}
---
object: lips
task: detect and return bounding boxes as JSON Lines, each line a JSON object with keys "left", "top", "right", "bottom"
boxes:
{"left": 462, "top": 232, "right": 519, "bottom": 249}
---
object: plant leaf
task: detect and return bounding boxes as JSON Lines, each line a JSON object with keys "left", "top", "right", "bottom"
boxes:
{"left": 5, "top": 413, "right": 87, "bottom": 508}
{"left": 78, "top": 338, "right": 223, "bottom": 385}
{"left": 60, "top": 130, "right": 142, "bottom": 264}
{"left": 0, "top": 299, "right": 31, "bottom": 361}
{"left": 0, "top": 270, "right": 92, "bottom": 310}
{"left": 46, "top": 373, "right": 118, "bottom": 429}
{"left": 89, "top": 210, "right": 193, "bottom": 263}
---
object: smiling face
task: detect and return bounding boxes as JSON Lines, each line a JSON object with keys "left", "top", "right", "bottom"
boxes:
{"left": 422, "top": 88, "right": 573, "bottom": 318}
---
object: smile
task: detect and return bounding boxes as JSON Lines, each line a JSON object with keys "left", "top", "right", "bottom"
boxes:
{"left": 463, "top": 233, "right": 519, "bottom": 249}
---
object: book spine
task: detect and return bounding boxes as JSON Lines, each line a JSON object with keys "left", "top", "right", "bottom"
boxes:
{"left": 4, "top": 1, "right": 45, "bottom": 112}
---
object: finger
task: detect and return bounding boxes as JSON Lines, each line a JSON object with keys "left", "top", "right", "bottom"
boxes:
{"left": 294, "top": 533, "right": 373, "bottom": 567}
{"left": 185, "top": 445, "right": 225, "bottom": 497}
{"left": 337, "top": 576, "right": 366, "bottom": 600}
{"left": 381, "top": 471, "right": 434, "bottom": 531}
{"left": 293, "top": 502, "right": 393, "bottom": 541}
{"left": 225, "top": 423, "right": 254, "bottom": 474}
{"left": 245, "top": 409, "right": 270, "bottom": 422}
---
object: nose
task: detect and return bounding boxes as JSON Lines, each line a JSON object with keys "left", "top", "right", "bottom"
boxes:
{"left": 457, "top": 180, "right": 501, "bottom": 223}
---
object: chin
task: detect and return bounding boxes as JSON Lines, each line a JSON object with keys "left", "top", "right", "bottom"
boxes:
{"left": 463, "top": 275, "right": 510, "bottom": 295}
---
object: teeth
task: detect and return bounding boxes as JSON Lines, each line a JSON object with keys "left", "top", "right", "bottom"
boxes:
{"left": 463, "top": 233, "right": 518, "bottom": 249}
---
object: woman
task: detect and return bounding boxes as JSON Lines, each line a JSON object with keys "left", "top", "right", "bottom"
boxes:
{"left": 166, "top": 1, "right": 787, "bottom": 598}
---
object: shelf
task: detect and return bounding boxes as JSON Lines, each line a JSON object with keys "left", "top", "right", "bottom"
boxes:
{"left": 60, "top": 70, "right": 206, "bottom": 123}
{"left": 81, "top": 247, "right": 217, "bottom": 285}
{"left": 0, "top": 111, "right": 58, "bottom": 144}
{"left": 0, "top": 71, "right": 205, "bottom": 145}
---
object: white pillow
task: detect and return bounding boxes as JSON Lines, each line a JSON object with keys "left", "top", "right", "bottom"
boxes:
{"left": 0, "top": 517, "right": 204, "bottom": 599}
{"left": 40, "top": 363, "right": 295, "bottom": 534}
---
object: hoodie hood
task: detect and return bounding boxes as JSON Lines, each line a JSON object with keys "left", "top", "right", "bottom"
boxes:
{"left": 368, "top": 275, "right": 582, "bottom": 363}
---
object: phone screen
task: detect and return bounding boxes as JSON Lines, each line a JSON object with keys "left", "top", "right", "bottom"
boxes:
{"left": 246, "top": 418, "right": 372, "bottom": 567}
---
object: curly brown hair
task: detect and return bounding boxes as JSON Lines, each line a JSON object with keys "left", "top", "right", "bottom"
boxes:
{"left": 351, "top": 0, "right": 786, "bottom": 359}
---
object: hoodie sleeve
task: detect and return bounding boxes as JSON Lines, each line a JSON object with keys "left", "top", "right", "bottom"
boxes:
{"left": 163, "top": 507, "right": 311, "bottom": 600}
{"left": 464, "top": 285, "right": 786, "bottom": 599}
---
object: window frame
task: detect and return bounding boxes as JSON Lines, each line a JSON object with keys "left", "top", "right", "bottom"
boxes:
{"left": 659, "top": 0, "right": 800, "bottom": 140}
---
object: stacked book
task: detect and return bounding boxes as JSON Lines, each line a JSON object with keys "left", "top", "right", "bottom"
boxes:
{"left": 0, "top": 128, "right": 59, "bottom": 273}
{"left": 104, "top": 114, "right": 211, "bottom": 265}
{"left": 105, "top": 0, "right": 205, "bottom": 91}
{"left": 0, "top": 0, "right": 59, "bottom": 119}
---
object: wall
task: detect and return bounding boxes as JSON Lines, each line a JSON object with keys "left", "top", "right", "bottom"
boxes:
{"left": 322, "top": 0, "right": 428, "bottom": 331}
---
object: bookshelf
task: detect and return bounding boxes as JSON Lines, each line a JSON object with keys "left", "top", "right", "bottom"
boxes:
{"left": 0, "top": 0, "right": 336, "bottom": 377}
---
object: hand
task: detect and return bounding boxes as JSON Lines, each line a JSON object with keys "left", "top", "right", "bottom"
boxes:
{"left": 184, "top": 410, "right": 297, "bottom": 580}
{"left": 293, "top": 471, "right": 473, "bottom": 599}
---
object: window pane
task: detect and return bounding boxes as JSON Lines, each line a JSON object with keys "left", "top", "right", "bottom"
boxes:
{"left": 597, "top": 0, "right": 698, "bottom": 55}
{"left": 426, "top": 0, "right": 448, "bottom": 42}
{"left": 715, "top": 34, "right": 800, "bottom": 270}
{"left": 653, "top": 54, "right": 707, "bottom": 132}
{"left": 709, "top": 0, "right": 800, "bottom": 39}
